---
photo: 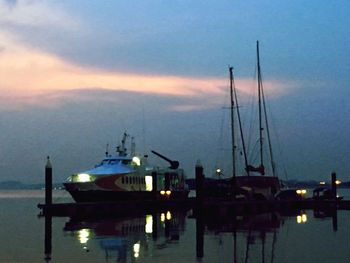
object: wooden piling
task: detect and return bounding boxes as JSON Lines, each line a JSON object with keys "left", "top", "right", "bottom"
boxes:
{"left": 331, "top": 172, "right": 337, "bottom": 200}
{"left": 195, "top": 160, "right": 204, "bottom": 203}
{"left": 45, "top": 156, "right": 52, "bottom": 206}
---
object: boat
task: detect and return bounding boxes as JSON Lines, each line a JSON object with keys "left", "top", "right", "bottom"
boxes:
{"left": 217, "top": 41, "right": 280, "bottom": 200}
{"left": 233, "top": 41, "right": 281, "bottom": 199}
{"left": 64, "top": 132, "right": 189, "bottom": 202}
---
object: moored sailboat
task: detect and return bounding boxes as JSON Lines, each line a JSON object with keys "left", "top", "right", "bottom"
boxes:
{"left": 230, "top": 41, "right": 280, "bottom": 199}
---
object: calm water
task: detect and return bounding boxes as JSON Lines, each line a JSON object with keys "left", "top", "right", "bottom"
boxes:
{"left": 1, "top": 190, "right": 350, "bottom": 262}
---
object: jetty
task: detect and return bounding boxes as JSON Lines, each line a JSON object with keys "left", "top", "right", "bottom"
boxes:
{"left": 38, "top": 159, "right": 350, "bottom": 218}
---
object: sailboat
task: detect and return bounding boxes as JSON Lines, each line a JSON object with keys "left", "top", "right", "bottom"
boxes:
{"left": 230, "top": 41, "right": 280, "bottom": 200}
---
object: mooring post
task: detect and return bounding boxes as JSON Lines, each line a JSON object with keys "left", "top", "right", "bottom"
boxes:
{"left": 45, "top": 156, "right": 52, "bottom": 207}
{"left": 195, "top": 160, "right": 204, "bottom": 203}
{"left": 331, "top": 172, "right": 337, "bottom": 200}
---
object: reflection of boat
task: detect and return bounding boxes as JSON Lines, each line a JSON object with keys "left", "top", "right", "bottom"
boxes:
{"left": 63, "top": 211, "right": 187, "bottom": 261}
{"left": 64, "top": 132, "right": 189, "bottom": 202}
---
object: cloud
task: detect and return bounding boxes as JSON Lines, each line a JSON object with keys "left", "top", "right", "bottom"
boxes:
{"left": 0, "top": 0, "right": 79, "bottom": 29}
{"left": 0, "top": 23, "right": 294, "bottom": 112}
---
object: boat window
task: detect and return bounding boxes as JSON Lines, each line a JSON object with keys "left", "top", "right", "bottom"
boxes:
{"left": 126, "top": 177, "right": 129, "bottom": 184}
{"left": 122, "top": 177, "right": 125, "bottom": 184}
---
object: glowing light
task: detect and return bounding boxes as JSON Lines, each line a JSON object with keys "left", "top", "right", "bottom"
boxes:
{"left": 297, "top": 213, "right": 307, "bottom": 224}
{"left": 78, "top": 229, "right": 90, "bottom": 244}
{"left": 296, "top": 189, "right": 307, "bottom": 195}
{"left": 160, "top": 213, "right": 165, "bottom": 222}
{"left": 160, "top": 190, "right": 165, "bottom": 195}
{"left": 132, "top": 156, "right": 141, "bottom": 166}
{"left": 76, "top": 173, "right": 91, "bottom": 182}
{"left": 216, "top": 168, "right": 221, "bottom": 173}
{"left": 335, "top": 180, "right": 342, "bottom": 185}
{"left": 133, "top": 242, "right": 140, "bottom": 258}
{"left": 145, "top": 175, "right": 153, "bottom": 191}
{"left": 320, "top": 181, "right": 326, "bottom": 185}
{"left": 145, "top": 215, "right": 153, "bottom": 234}
{"left": 166, "top": 211, "right": 172, "bottom": 220}
{"left": 166, "top": 190, "right": 171, "bottom": 196}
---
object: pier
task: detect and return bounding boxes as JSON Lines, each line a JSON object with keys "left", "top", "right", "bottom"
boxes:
{"left": 38, "top": 158, "right": 350, "bottom": 218}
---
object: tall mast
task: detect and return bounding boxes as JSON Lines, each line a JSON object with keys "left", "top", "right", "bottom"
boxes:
{"left": 229, "top": 67, "right": 236, "bottom": 179}
{"left": 231, "top": 68, "right": 249, "bottom": 176}
{"left": 257, "top": 41, "right": 264, "bottom": 171}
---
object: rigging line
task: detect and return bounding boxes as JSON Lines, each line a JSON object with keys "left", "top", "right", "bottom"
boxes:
{"left": 257, "top": 40, "right": 264, "bottom": 169}
{"left": 232, "top": 67, "right": 249, "bottom": 175}
{"left": 229, "top": 66, "right": 236, "bottom": 178}
{"left": 247, "top": 63, "right": 258, "bottom": 164}
{"left": 269, "top": 107, "right": 289, "bottom": 181}
{"left": 261, "top": 79, "right": 277, "bottom": 177}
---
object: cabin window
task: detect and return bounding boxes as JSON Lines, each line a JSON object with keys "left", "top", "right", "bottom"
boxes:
{"left": 126, "top": 177, "right": 129, "bottom": 184}
{"left": 122, "top": 177, "right": 124, "bottom": 184}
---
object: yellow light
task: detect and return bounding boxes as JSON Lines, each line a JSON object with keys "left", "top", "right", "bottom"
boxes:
{"left": 133, "top": 242, "right": 140, "bottom": 258}
{"left": 297, "top": 213, "right": 307, "bottom": 224}
{"left": 166, "top": 211, "right": 172, "bottom": 220}
{"left": 160, "top": 190, "right": 165, "bottom": 195}
{"left": 296, "top": 189, "right": 306, "bottom": 195}
{"left": 76, "top": 173, "right": 91, "bottom": 183}
{"left": 166, "top": 190, "right": 171, "bottom": 195}
{"left": 145, "top": 215, "right": 153, "bottom": 234}
{"left": 78, "top": 229, "right": 90, "bottom": 244}
{"left": 145, "top": 175, "right": 153, "bottom": 191}
{"left": 133, "top": 243, "right": 140, "bottom": 253}
{"left": 160, "top": 213, "right": 165, "bottom": 222}
{"left": 301, "top": 214, "right": 307, "bottom": 222}
{"left": 335, "top": 180, "right": 342, "bottom": 185}
{"left": 132, "top": 156, "right": 141, "bottom": 166}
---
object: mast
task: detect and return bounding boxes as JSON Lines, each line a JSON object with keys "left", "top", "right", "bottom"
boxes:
{"left": 229, "top": 67, "right": 236, "bottom": 179}
{"left": 257, "top": 41, "right": 264, "bottom": 171}
{"left": 231, "top": 68, "right": 250, "bottom": 176}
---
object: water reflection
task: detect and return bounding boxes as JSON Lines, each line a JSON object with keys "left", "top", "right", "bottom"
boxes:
{"left": 62, "top": 210, "right": 188, "bottom": 262}
{"left": 43, "top": 206, "right": 340, "bottom": 262}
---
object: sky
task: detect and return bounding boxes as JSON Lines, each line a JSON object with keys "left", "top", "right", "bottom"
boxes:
{"left": 0, "top": 0, "right": 349, "bottom": 183}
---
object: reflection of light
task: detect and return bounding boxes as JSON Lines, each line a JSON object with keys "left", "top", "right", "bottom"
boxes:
{"left": 132, "top": 156, "right": 141, "bottom": 166}
{"left": 78, "top": 229, "right": 90, "bottom": 244}
{"left": 76, "top": 173, "right": 91, "bottom": 182}
{"left": 160, "top": 190, "right": 165, "bottom": 195}
{"left": 145, "top": 215, "right": 153, "bottom": 234}
{"left": 145, "top": 175, "right": 153, "bottom": 191}
{"left": 166, "top": 211, "right": 172, "bottom": 220}
{"left": 133, "top": 242, "right": 140, "bottom": 258}
{"left": 335, "top": 180, "right": 342, "bottom": 185}
{"left": 297, "top": 213, "right": 307, "bottom": 224}
{"left": 160, "top": 213, "right": 165, "bottom": 222}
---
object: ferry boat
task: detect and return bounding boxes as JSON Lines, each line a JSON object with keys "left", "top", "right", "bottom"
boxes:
{"left": 64, "top": 133, "right": 189, "bottom": 202}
